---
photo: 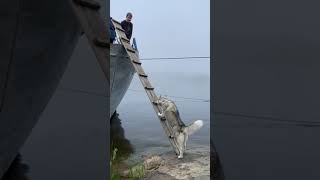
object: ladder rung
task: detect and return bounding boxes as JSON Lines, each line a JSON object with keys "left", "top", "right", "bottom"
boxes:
{"left": 138, "top": 73, "right": 148, "bottom": 77}
{"left": 73, "top": 0, "right": 101, "bottom": 10}
{"left": 116, "top": 27, "right": 125, "bottom": 33}
{"left": 112, "top": 19, "right": 121, "bottom": 25}
{"left": 145, "top": 86, "right": 154, "bottom": 90}
{"left": 153, "top": 97, "right": 159, "bottom": 103}
{"left": 126, "top": 47, "right": 136, "bottom": 53}
{"left": 121, "top": 37, "right": 130, "bottom": 44}
{"left": 132, "top": 60, "right": 142, "bottom": 65}
{"left": 93, "top": 37, "right": 109, "bottom": 48}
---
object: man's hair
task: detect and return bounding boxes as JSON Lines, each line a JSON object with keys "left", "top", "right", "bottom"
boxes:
{"left": 126, "top": 12, "right": 133, "bottom": 17}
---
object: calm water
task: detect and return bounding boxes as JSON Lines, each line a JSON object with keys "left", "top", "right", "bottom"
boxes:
{"left": 114, "top": 59, "right": 210, "bottom": 161}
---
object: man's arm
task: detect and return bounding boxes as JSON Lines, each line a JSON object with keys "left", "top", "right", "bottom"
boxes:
{"left": 120, "top": 20, "right": 125, "bottom": 27}
{"left": 120, "top": 21, "right": 127, "bottom": 32}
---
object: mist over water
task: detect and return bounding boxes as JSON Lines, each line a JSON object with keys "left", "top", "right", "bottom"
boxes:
{"left": 111, "top": 0, "right": 210, "bottom": 162}
{"left": 116, "top": 59, "right": 210, "bottom": 158}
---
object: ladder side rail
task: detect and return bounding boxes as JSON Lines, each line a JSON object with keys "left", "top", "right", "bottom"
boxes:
{"left": 111, "top": 19, "right": 180, "bottom": 154}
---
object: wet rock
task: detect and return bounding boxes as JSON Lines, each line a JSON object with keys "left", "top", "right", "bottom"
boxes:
{"left": 143, "top": 145, "right": 210, "bottom": 180}
{"left": 191, "top": 175, "right": 211, "bottom": 180}
{"left": 143, "top": 172, "right": 177, "bottom": 180}
{"left": 143, "top": 156, "right": 163, "bottom": 170}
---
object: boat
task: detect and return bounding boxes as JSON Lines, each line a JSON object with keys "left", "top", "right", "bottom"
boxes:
{"left": 110, "top": 42, "right": 136, "bottom": 117}
{"left": 0, "top": 1, "right": 83, "bottom": 177}
{"left": 0, "top": 0, "right": 113, "bottom": 177}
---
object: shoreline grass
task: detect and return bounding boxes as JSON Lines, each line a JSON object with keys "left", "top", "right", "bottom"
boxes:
{"left": 110, "top": 144, "right": 146, "bottom": 180}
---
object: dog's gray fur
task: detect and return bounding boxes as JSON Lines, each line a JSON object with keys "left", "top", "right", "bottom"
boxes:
{"left": 156, "top": 96, "right": 203, "bottom": 158}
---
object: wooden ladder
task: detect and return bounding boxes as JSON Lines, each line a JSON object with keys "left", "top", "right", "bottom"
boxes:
{"left": 111, "top": 19, "right": 180, "bottom": 154}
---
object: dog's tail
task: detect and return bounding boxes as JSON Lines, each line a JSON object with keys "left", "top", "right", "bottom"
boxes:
{"left": 184, "top": 120, "right": 203, "bottom": 136}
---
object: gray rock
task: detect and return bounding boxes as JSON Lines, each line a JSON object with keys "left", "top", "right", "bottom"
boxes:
{"left": 192, "top": 175, "right": 211, "bottom": 180}
{"left": 144, "top": 172, "right": 177, "bottom": 180}
{"left": 143, "top": 145, "right": 210, "bottom": 180}
{"left": 143, "top": 156, "right": 163, "bottom": 170}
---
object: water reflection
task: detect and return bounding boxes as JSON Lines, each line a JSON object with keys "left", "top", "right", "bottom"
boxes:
{"left": 110, "top": 112, "right": 134, "bottom": 160}
{"left": 1, "top": 155, "right": 29, "bottom": 180}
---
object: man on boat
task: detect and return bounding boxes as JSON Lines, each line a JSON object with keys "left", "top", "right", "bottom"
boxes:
{"left": 121, "top": 12, "right": 133, "bottom": 40}
{"left": 110, "top": 17, "right": 116, "bottom": 43}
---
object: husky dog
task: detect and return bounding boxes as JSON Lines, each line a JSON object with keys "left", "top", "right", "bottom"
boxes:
{"left": 156, "top": 96, "right": 203, "bottom": 158}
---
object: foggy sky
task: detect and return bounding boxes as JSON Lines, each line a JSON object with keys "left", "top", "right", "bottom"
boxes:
{"left": 111, "top": 0, "right": 210, "bottom": 74}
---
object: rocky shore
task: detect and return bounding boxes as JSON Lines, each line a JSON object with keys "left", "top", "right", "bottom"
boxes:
{"left": 121, "top": 145, "right": 210, "bottom": 180}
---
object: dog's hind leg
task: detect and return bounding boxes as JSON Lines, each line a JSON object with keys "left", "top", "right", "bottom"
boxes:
{"left": 176, "top": 133, "right": 186, "bottom": 158}
{"left": 177, "top": 147, "right": 183, "bottom": 159}
{"left": 184, "top": 132, "right": 188, "bottom": 151}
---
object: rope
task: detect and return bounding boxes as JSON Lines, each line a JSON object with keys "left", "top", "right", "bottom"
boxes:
{"left": 57, "top": 87, "right": 210, "bottom": 103}
{"left": 127, "top": 89, "right": 210, "bottom": 102}
{"left": 140, "top": 56, "right": 210, "bottom": 61}
{"left": 215, "top": 111, "right": 320, "bottom": 126}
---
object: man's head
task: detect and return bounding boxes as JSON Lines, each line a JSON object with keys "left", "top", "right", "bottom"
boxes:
{"left": 126, "top": 12, "right": 133, "bottom": 22}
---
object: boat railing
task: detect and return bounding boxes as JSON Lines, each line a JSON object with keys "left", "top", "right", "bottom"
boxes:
{"left": 115, "top": 35, "right": 138, "bottom": 50}
{"left": 110, "top": 18, "right": 139, "bottom": 53}
{"left": 132, "top": 38, "right": 138, "bottom": 51}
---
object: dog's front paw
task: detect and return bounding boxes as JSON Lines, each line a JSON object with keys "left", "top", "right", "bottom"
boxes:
{"left": 178, "top": 155, "right": 183, "bottom": 159}
{"left": 158, "top": 113, "right": 166, "bottom": 120}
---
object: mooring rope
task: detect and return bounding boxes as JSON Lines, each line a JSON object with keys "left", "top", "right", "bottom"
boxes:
{"left": 140, "top": 56, "right": 210, "bottom": 61}
{"left": 58, "top": 87, "right": 210, "bottom": 103}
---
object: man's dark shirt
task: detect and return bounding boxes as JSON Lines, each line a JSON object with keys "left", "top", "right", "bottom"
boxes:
{"left": 120, "top": 20, "right": 133, "bottom": 40}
